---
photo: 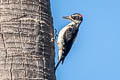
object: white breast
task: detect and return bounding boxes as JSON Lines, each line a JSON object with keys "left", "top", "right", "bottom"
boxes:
{"left": 57, "top": 22, "right": 75, "bottom": 49}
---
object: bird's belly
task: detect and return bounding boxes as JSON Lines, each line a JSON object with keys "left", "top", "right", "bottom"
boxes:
{"left": 57, "top": 29, "right": 66, "bottom": 50}
{"left": 57, "top": 36, "right": 64, "bottom": 50}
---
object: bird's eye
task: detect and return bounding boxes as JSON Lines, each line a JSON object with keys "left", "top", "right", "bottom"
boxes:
{"left": 72, "top": 16, "right": 80, "bottom": 20}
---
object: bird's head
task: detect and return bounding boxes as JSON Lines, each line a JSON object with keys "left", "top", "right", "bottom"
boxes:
{"left": 63, "top": 13, "right": 83, "bottom": 24}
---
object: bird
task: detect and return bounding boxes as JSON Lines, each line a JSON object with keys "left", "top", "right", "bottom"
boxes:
{"left": 55, "top": 13, "right": 83, "bottom": 71}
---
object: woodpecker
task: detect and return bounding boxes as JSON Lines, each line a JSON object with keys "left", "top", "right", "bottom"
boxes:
{"left": 55, "top": 13, "right": 83, "bottom": 71}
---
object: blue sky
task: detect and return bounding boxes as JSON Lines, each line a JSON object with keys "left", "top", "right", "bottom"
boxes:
{"left": 51, "top": 0, "right": 120, "bottom": 80}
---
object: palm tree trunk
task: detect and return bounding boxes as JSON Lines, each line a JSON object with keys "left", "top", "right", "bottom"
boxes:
{"left": 0, "top": 0, "right": 55, "bottom": 80}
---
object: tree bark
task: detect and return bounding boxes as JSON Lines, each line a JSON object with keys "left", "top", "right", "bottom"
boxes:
{"left": 0, "top": 0, "right": 55, "bottom": 80}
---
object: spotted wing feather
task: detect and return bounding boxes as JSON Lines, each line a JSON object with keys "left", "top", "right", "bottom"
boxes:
{"left": 61, "top": 25, "right": 79, "bottom": 63}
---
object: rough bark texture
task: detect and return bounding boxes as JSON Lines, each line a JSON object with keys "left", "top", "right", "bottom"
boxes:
{"left": 0, "top": 0, "right": 55, "bottom": 80}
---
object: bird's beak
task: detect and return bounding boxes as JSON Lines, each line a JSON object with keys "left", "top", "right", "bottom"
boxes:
{"left": 63, "top": 16, "right": 71, "bottom": 20}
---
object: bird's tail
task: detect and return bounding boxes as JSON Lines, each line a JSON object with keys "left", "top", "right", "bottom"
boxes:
{"left": 54, "top": 49, "right": 63, "bottom": 72}
{"left": 61, "top": 59, "right": 65, "bottom": 64}
{"left": 54, "top": 59, "right": 62, "bottom": 72}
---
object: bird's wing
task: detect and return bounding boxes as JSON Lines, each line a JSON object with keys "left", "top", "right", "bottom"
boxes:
{"left": 61, "top": 25, "right": 79, "bottom": 63}
{"left": 64, "top": 26, "right": 78, "bottom": 44}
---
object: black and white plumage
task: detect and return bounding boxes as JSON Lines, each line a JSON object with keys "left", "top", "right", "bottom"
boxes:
{"left": 55, "top": 13, "right": 83, "bottom": 71}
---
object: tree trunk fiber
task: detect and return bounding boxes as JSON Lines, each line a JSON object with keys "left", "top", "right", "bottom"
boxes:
{"left": 0, "top": 0, "right": 55, "bottom": 80}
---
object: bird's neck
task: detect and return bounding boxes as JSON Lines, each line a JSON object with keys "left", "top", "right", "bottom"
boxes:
{"left": 68, "top": 22, "right": 81, "bottom": 28}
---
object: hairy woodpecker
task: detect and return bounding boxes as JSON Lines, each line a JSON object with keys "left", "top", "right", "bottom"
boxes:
{"left": 55, "top": 13, "right": 83, "bottom": 71}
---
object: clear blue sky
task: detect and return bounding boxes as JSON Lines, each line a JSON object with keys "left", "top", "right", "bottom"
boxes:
{"left": 51, "top": 0, "right": 120, "bottom": 80}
